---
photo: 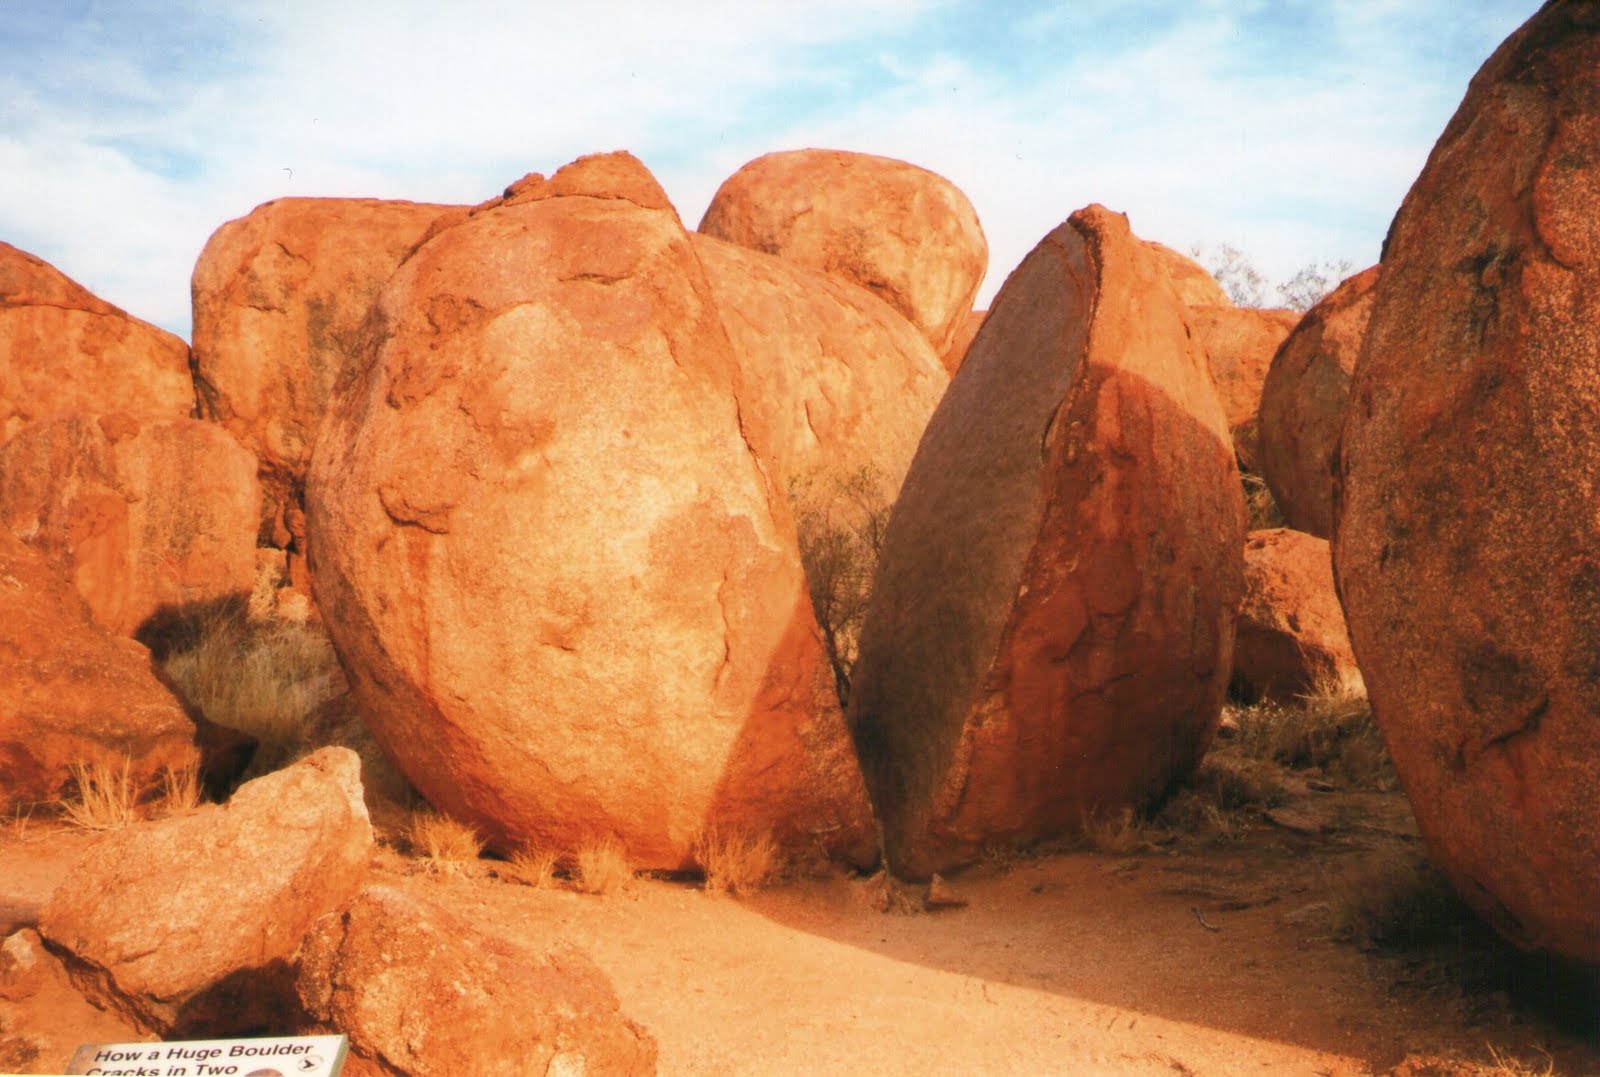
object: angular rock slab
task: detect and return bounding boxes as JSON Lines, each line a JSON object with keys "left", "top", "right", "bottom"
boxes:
{"left": 0, "top": 530, "right": 199, "bottom": 811}
{"left": 698, "top": 148, "right": 987, "bottom": 356}
{"left": 298, "top": 886, "right": 658, "bottom": 1077}
{"left": 0, "top": 414, "right": 261, "bottom": 637}
{"left": 39, "top": 748, "right": 372, "bottom": 1030}
{"left": 1259, "top": 266, "right": 1379, "bottom": 538}
{"left": 849, "top": 205, "right": 1245, "bottom": 879}
{"left": 0, "top": 242, "right": 193, "bottom": 446}
{"left": 1333, "top": 3, "right": 1600, "bottom": 964}
{"left": 1233, "top": 529, "right": 1361, "bottom": 702}
{"left": 307, "top": 152, "right": 876, "bottom": 871}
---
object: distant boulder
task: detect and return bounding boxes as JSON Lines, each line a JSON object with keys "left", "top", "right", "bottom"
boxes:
{"left": 0, "top": 242, "right": 193, "bottom": 445}
{"left": 0, "top": 414, "right": 260, "bottom": 637}
{"left": 693, "top": 232, "right": 946, "bottom": 493}
{"left": 939, "top": 309, "right": 987, "bottom": 377}
{"left": 1258, "top": 266, "right": 1379, "bottom": 538}
{"left": 1144, "top": 241, "right": 1230, "bottom": 309}
{"left": 1188, "top": 305, "right": 1301, "bottom": 470}
{"left": 1333, "top": 3, "right": 1600, "bottom": 965}
{"left": 307, "top": 152, "right": 876, "bottom": 872}
{"left": 0, "top": 530, "right": 200, "bottom": 813}
{"left": 699, "top": 148, "right": 987, "bottom": 356}
{"left": 1232, "top": 529, "right": 1360, "bottom": 701}
{"left": 849, "top": 205, "right": 1244, "bottom": 879}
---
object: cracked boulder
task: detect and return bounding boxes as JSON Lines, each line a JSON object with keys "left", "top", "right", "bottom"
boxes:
{"left": 848, "top": 205, "right": 1244, "bottom": 879}
{"left": 1332, "top": 2, "right": 1600, "bottom": 964}
{"left": 306, "top": 152, "right": 876, "bottom": 871}
{"left": 698, "top": 148, "right": 987, "bottom": 357}
{"left": 1, "top": 241, "right": 193, "bottom": 446}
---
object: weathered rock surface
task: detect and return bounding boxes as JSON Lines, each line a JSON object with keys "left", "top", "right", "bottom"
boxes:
{"left": 191, "top": 198, "right": 458, "bottom": 492}
{"left": 298, "top": 886, "right": 658, "bottom": 1076}
{"left": 1233, "top": 529, "right": 1360, "bottom": 701}
{"left": 698, "top": 149, "right": 987, "bottom": 356}
{"left": 0, "top": 242, "right": 193, "bottom": 446}
{"left": 1189, "top": 304, "right": 1300, "bottom": 469}
{"left": 849, "top": 205, "right": 1245, "bottom": 879}
{"left": 692, "top": 232, "right": 947, "bottom": 493}
{"left": 0, "top": 414, "right": 260, "bottom": 636}
{"left": 1, "top": 929, "right": 150, "bottom": 1073}
{"left": 939, "top": 309, "right": 987, "bottom": 377}
{"left": 1333, "top": 3, "right": 1600, "bottom": 965}
{"left": 38, "top": 748, "right": 372, "bottom": 1030}
{"left": 1145, "top": 241, "right": 1231, "bottom": 309}
{"left": 0, "top": 531, "right": 200, "bottom": 812}
{"left": 1258, "top": 266, "right": 1380, "bottom": 538}
{"left": 307, "top": 152, "right": 876, "bottom": 872}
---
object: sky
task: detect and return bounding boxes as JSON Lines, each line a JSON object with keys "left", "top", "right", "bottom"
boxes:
{"left": 1, "top": 0, "right": 1535, "bottom": 342}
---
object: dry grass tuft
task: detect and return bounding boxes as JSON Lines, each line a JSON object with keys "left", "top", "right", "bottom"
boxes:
{"left": 1241, "top": 470, "right": 1284, "bottom": 531}
{"left": 1325, "top": 847, "right": 1468, "bottom": 949}
{"left": 1082, "top": 807, "right": 1153, "bottom": 855}
{"left": 155, "top": 763, "right": 203, "bottom": 816}
{"left": 505, "top": 846, "right": 561, "bottom": 890}
{"left": 574, "top": 837, "right": 632, "bottom": 895}
{"left": 59, "top": 759, "right": 138, "bottom": 831}
{"left": 406, "top": 810, "right": 484, "bottom": 872}
{"left": 1226, "top": 679, "right": 1396, "bottom": 792}
{"left": 154, "top": 600, "right": 345, "bottom": 780}
{"left": 695, "top": 827, "right": 780, "bottom": 895}
{"left": 9, "top": 803, "right": 35, "bottom": 840}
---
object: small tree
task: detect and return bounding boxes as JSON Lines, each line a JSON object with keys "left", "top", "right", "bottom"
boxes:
{"left": 790, "top": 464, "right": 891, "bottom": 708}
{"left": 1276, "top": 259, "right": 1355, "bottom": 313}
{"left": 1191, "top": 242, "right": 1267, "bottom": 306}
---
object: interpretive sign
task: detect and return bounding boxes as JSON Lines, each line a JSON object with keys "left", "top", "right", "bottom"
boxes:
{"left": 64, "top": 1035, "right": 346, "bottom": 1077}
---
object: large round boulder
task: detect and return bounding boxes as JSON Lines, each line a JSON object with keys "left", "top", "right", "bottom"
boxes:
{"left": 1259, "top": 266, "right": 1380, "bottom": 538}
{"left": 307, "top": 152, "right": 876, "bottom": 872}
{"left": 0, "top": 531, "right": 201, "bottom": 812}
{"left": 1, "top": 242, "right": 193, "bottom": 445}
{"left": 849, "top": 205, "right": 1245, "bottom": 879}
{"left": 697, "top": 149, "right": 987, "bottom": 356}
{"left": 691, "top": 232, "right": 947, "bottom": 493}
{"left": 0, "top": 415, "right": 260, "bottom": 637}
{"left": 1333, "top": 4, "right": 1600, "bottom": 964}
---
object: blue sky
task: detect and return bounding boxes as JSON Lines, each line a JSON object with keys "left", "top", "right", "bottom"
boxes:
{"left": 1, "top": 0, "right": 1534, "bottom": 340}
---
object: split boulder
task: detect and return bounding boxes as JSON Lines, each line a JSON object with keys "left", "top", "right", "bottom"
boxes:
{"left": 698, "top": 148, "right": 987, "bottom": 356}
{"left": 849, "top": 205, "right": 1245, "bottom": 879}
{"left": 1333, "top": 2, "right": 1600, "bottom": 964}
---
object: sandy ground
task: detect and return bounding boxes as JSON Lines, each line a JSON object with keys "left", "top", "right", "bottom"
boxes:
{"left": 4, "top": 779, "right": 1596, "bottom": 1076}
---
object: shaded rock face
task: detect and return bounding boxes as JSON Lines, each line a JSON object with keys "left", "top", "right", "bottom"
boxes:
{"left": 1257, "top": 265, "right": 1379, "bottom": 539}
{"left": 0, "top": 415, "right": 260, "bottom": 637}
{"left": 0, "top": 242, "right": 194, "bottom": 446}
{"left": 298, "top": 886, "right": 658, "bottom": 1077}
{"left": 1233, "top": 529, "right": 1361, "bottom": 701}
{"left": 698, "top": 148, "right": 987, "bottom": 356}
{"left": 1333, "top": 3, "right": 1600, "bottom": 965}
{"left": 1144, "top": 241, "right": 1230, "bottom": 309}
{"left": 307, "top": 153, "right": 876, "bottom": 872}
{"left": 692, "top": 232, "right": 947, "bottom": 494}
{"left": 939, "top": 309, "right": 987, "bottom": 377}
{"left": 1188, "top": 305, "right": 1301, "bottom": 470}
{"left": 849, "top": 205, "right": 1245, "bottom": 880}
{"left": 0, "top": 929, "right": 148, "bottom": 1073}
{"left": 190, "top": 197, "right": 459, "bottom": 525}
{"left": 38, "top": 748, "right": 372, "bottom": 1032}
{"left": 0, "top": 530, "right": 200, "bottom": 811}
